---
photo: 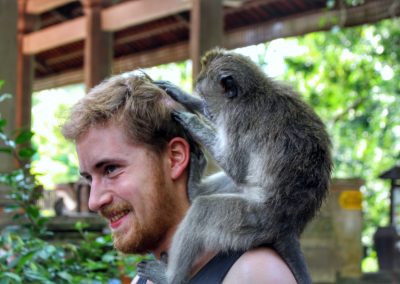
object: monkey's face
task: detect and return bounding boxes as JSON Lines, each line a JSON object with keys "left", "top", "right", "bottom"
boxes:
{"left": 196, "top": 49, "right": 267, "bottom": 123}
{"left": 196, "top": 52, "right": 253, "bottom": 122}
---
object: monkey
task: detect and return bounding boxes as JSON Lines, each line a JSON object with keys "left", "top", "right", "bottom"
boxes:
{"left": 137, "top": 48, "right": 332, "bottom": 284}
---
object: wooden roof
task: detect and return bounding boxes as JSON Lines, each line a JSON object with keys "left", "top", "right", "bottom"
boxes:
{"left": 24, "top": 0, "right": 399, "bottom": 91}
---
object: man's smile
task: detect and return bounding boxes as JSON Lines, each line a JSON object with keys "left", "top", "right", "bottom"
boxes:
{"left": 109, "top": 209, "right": 130, "bottom": 223}
{"left": 109, "top": 209, "right": 131, "bottom": 229}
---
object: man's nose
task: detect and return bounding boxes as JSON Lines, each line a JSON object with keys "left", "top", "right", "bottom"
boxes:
{"left": 88, "top": 177, "right": 112, "bottom": 211}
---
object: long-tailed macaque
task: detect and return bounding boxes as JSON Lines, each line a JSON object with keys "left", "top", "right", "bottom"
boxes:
{"left": 137, "top": 48, "right": 332, "bottom": 284}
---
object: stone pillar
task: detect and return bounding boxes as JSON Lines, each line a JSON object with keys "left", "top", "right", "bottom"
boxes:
{"left": 0, "top": 0, "right": 18, "bottom": 174}
{"left": 16, "top": 0, "right": 36, "bottom": 130}
{"left": 81, "top": 0, "right": 113, "bottom": 92}
{"left": 0, "top": 0, "right": 17, "bottom": 224}
{"left": 190, "top": 0, "right": 223, "bottom": 80}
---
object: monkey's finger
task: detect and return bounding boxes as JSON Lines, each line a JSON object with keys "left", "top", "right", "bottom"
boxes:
{"left": 154, "top": 80, "right": 178, "bottom": 91}
{"left": 136, "top": 260, "right": 147, "bottom": 268}
{"left": 160, "top": 252, "right": 169, "bottom": 264}
{"left": 171, "top": 111, "right": 184, "bottom": 124}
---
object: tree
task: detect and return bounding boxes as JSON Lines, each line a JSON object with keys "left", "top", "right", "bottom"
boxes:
{"left": 280, "top": 18, "right": 400, "bottom": 270}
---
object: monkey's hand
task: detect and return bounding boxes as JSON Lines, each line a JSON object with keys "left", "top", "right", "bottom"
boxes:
{"left": 172, "top": 111, "right": 217, "bottom": 157}
{"left": 155, "top": 80, "right": 207, "bottom": 116}
{"left": 137, "top": 255, "right": 168, "bottom": 284}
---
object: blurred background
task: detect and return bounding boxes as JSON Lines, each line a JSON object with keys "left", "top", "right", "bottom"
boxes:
{"left": 1, "top": 0, "right": 399, "bottom": 283}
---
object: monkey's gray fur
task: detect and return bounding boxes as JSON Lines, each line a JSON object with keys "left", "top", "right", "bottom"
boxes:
{"left": 137, "top": 48, "right": 332, "bottom": 284}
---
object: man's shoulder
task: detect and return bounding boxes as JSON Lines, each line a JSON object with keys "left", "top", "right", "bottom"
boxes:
{"left": 222, "top": 247, "right": 297, "bottom": 284}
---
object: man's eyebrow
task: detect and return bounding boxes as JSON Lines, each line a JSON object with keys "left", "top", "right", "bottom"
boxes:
{"left": 94, "top": 158, "right": 124, "bottom": 170}
{"left": 79, "top": 158, "right": 124, "bottom": 177}
{"left": 94, "top": 160, "right": 109, "bottom": 169}
{"left": 79, "top": 170, "right": 89, "bottom": 177}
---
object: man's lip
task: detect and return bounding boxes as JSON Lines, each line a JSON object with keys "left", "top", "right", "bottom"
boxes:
{"left": 108, "top": 210, "right": 130, "bottom": 229}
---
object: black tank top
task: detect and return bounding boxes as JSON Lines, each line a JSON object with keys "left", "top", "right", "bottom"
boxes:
{"left": 136, "top": 250, "right": 245, "bottom": 284}
{"left": 189, "top": 251, "right": 245, "bottom": 284}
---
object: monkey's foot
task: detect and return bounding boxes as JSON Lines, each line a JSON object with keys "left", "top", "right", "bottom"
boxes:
{"left": 137, "top": 259, "right": 168, "bottom": 284}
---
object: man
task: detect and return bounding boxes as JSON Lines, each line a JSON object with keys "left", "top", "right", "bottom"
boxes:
{"left": 62, "top": 71, "right": 296, "bottom": 283}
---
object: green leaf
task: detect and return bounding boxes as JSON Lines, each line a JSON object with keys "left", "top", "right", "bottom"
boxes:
{"left": 3, "top": 204, "right": 21, "bottom": 213}
{"left": 85, "top": 259, "right": 108, "bottom": 271}
{"left": 16, "top": 250, "right": 36, "bottom": 269}
{"left": 26, "top": 205, "right": 40, "bottom": 219}
{"left": 75, "top": 221, "right": 89, "bottom": 231}
{"left": 15, "top": 131, "right": 34, "bottom": 145}
{"left": 0, "top": 93, "right": 12, "bottom": 103}
{"left": 0, "top": 146, "right": 12, "bottom": 154}
{"left": 57, "top": 271, "right": 73, "bottom": 282}
{"left": 0, "top": 118, "right": 6, "bottom": 129}
{"left": 18, "top": 147, "right": 36, "bottom": 159}
{"left": 2, "top": 272, "right": 22, "bottom": 283}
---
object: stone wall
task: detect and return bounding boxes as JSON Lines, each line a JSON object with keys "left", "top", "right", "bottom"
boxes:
{"left": 301, "top": 178, "right": 364, "bottom": 283}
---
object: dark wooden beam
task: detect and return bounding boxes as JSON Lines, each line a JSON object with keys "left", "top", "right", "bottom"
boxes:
{"left": 114, "top": 21, "right": 187, "bottom": 47}
{"left": 33, "top": 0, "right": 398, "bottom": 91}
{"left": 33, "top": 43, "right": 189, "bottom": 91}
{"left": 101, "top": 0, "right": 191, "bottom": 32}
{"left": 23, "top": 0, "right": 192, "bottom": 55}
{"left": 82, "top": 0, "right": 112, "bottom": 90}
{"left": 26, "top": 0, "right": 78, "bottom": 15}
{"left": 190, "top": 0, "right": 223, "bottom": 79}
{"left": 23, "top": 17, "right": 85, "bottom": 55}
{"left": 113, "top": 42, "right": 189, "bottom": 74}
{"left": 34, "top": 57, "right": 54, "bottom": 74}
{"left": 34, "top": 69, "right": 84, "bottom": 91}
{"left": 225, "top": 0, "right": 399, "bottom": 49}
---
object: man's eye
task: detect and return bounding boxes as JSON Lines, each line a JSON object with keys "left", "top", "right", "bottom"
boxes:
{"left": 82, "top": 174, "right": 92, "bottom": 184}
{"left": 104, "top": 165, "right": 117, "bottom": 175}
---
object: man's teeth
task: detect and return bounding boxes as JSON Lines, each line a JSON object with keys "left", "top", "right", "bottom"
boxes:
{"left": 110, "top": 210, "right": 130, "bottom": 222}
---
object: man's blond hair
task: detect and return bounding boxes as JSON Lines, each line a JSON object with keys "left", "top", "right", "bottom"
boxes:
{"left": 62, "top": 71, "right": 187, "bottom": 153}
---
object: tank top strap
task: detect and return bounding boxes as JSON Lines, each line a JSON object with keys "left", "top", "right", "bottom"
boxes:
{"left": 189, "top": 250, "right": 246, "bottom": 284}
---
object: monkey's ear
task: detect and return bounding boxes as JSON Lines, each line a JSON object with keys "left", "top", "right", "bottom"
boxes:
{"left": 220, "top": 75, "right": 238, "bottom": 99}
{"left": 167, "top": 137, "right": 190, "bottom": 180}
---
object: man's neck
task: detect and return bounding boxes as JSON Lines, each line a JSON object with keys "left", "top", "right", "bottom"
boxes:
{"left": 150, "top": 227, "right": 217, "bottom": 278}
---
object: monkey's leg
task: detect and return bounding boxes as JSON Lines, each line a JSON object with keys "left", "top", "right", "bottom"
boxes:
{"left": 274, "top": 235, "right": 312, "bottom": 284}
{"left": 137, "top": 253, "right": 169, "bottom": 284}
{"left": 166, "top": 194, "right": 265, "bottom": 284}
{"left": 155, "top": 80, "right": 207, "bottom": 115}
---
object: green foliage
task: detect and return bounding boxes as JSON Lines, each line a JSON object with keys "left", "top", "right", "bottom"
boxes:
{"left": 31, "top": 85, "right": 85, "bottom": 188}
{"left": 280, "top": 18, "right": 400, "bottom": 268}
{"left": 0, "top": 95, "right": 145, "bottom": 282}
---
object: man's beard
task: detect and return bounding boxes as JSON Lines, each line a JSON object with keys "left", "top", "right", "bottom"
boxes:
{"left": 112, "top": 195, "right": 176, "bottom": 254}
{"left": 102, "top": 170, "right": 180, "bottom": 254}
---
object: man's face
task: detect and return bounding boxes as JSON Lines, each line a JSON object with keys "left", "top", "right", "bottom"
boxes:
{"left": 76, "top": 122, "right": 182, "bottom": 253}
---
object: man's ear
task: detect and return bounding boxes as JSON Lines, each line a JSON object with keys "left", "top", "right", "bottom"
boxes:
{"left": 167, "top": 137, "right": 190, "bottom": 180}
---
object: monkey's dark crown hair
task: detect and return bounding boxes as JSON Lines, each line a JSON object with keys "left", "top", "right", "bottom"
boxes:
{"left": 200, "top": 47, "right": 231, "bottom": 68}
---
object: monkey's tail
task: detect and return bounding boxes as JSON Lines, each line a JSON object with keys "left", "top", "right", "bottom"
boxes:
{"left": 273, "top": 235, "right": 313, "bottom": 284}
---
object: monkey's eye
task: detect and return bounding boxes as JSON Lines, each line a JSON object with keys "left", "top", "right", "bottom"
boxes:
{"left": 220, "top": 75, "right": 238, "bottom": 99}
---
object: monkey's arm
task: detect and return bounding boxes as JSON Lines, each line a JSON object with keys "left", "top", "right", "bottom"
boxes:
{"left": 172, "top": 111, "right": 217, "bottom": 153}
{"left": 155, "top": 81, "right": 208, "bottom": 116}
{"left": 188, "top": 136, "right": 239, "bottom": 200}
